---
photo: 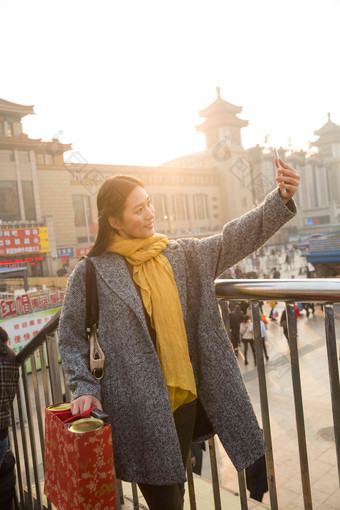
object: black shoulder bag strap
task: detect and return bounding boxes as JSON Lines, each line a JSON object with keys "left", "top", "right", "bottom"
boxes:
{"left": 84, "top": 256, "right": 105, "bottom": 382}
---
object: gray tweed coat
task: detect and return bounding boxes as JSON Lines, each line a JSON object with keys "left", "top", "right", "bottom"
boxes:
{"left": 58, "top": 188, "right": 296, "bottom": 485}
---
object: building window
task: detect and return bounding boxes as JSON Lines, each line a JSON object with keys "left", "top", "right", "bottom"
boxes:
{"left": 0, "top": 123, "right": 3, "bottom": 136}
{"left": 77, "top": 235, "right": 95, "bottom": 244}
{"left": 72, "top": 195, "right": 92, "bottom": 227}
{"left": 193, "top": 194, "right": 208, "bottom": 220}
{"left": 0, "top": 150, "right": 14, "bottom": 162}
{"left": 22, "top": 181, "right": 36, "bottom": 220}
{"left": 19, "top": 151, "right": 30, "bottom": 163}
{"left": 0, "top": 181, "right": 20, "bottom": 221}
{"left": 37, "top": 154, "right": 44, "bottom": 165}
{"left": 151, "top": 194, "right": 168, "bottom": 222}
{"left": 45, "top": 154, "right": 53, "bottom": 165}
{"left": 173, "top": 195, "right": 188, "bottom": 221}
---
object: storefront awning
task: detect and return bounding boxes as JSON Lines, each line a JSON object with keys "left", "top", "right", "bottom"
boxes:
{"left": 304, "top": 250, "right": 340, "bottom": 264}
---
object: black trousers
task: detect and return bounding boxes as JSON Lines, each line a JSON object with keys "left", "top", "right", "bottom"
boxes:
{"left": 138, "top": 399, "right": 198, "bottom": 510}
{"left": 243, "top": 340, "right": 256, "bottom": 363}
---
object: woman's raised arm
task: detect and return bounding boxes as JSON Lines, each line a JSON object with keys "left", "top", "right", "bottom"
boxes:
{"left": 178, "top": 187, "right": 297, "bottom": 281}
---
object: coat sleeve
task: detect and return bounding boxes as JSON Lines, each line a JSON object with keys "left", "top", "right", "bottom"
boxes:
{"left": 58, "top": 258, "right": 101, "bottom": 402}
{"left": 177, "top": 188, "right": 297, "bottom": 281}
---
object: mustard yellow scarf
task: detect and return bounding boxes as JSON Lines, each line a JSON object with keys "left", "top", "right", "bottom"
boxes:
{"left": 107, "top": 233, "right": 197, "bottom": 412}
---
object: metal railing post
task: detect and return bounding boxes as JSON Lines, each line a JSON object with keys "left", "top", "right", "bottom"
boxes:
{"left": 237, "top": 470, "right": 248, "bottom": 510}
{"left": 324, "top": 304, "right": 340, "bottom": 484}
{"left": 45, "top": 333, "right": 63, "bottom": 403}
{"left": 186, "top": 454, "right": 197, "bottom": 510}
{"left": 10, "top": 404, "right": 24, "bottom": 506}
{"left": 208, "top": 436, "right": 222, "bottom": 510}
{"left": 286, "top": 302, "right": 313, "bottom": 510}
{"left": 21, "top": 363, "right": 42, "bottom": 509}
{"left": 252, "top": 302, "right": 278, "bottom": 510}
{"left": 16, "top": 377, "right": 33, "bottom": 510}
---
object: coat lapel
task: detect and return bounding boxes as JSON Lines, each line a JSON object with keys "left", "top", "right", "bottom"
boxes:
{"left": 91, "top": 252, "right": 150, "bottom": 339}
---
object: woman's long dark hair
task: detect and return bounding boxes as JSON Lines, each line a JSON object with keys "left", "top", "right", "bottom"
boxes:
{"left": 87, "top": 174, "right": 144, "bottom": 257}
{"left": 0, "top": 326, "right": 9, "bottom": 355}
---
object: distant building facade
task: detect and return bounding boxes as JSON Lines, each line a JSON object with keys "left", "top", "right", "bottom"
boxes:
{"left": 248, "top": 113, "right": 340, "bottom": 240}
{"left": 1, "top": 91, "right": 339, "bottom": 277}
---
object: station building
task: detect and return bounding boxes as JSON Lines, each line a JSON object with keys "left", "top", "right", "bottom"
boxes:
{"left": 0, "top": 90, "right": 339, "bottom": 277}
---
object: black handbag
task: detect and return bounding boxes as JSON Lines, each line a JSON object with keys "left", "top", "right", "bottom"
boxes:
{"left": 84, "top": 256, "right": 105, "bottom": 382}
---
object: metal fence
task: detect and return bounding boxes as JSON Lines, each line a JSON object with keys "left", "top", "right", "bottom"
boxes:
{"left": 8, "top": 279, "right": 340, "bottom": 509}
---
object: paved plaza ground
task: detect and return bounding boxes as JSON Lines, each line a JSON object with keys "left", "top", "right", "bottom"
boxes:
{"left": 199, "top": 301, "right": 340, "bottom": 510}
{"left": 16, "top": 248, "right": 340, "bottom": 509}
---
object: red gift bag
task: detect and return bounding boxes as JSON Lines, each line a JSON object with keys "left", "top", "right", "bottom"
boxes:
{"left": 44, "top": 404, "right": 116, "bottom": 510}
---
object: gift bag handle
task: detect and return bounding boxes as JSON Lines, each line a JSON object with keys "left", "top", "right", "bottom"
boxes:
{"left": 62, "top": 406, "right": 95, "bottom": 426}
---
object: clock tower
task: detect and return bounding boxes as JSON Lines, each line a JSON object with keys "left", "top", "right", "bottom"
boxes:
{"left": 196, "top": 87, "right": 248, "bottom": 155}
{"left": 196, "top": 88, "right": 254, "bottom": 222}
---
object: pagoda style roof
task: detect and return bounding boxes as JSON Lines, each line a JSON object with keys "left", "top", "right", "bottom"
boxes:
{"left": 0, "top": 98, "right": 35, "bottom": 118}
{"left": 199, "top": 87, "right": 243, "bottom": 117}
{"left": 196, "top": 87, "right": 248, "bottom": 132}
{"left": 314, "top": 113, "right": 340, "bottom": 136}
{"left": 312, "top": 113, "right": 340, "bottom": 147}
{"left": 0, "top": 133, "right": 72, "bottom": 153}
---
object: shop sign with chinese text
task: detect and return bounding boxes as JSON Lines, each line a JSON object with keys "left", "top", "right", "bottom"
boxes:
{"left": 0, "top": 227, "right": 50, "bottom": 256}
{"left": 0, "top": 291, "right": 65, "bottom": 320}
{"left": 57, "top": 247, "right": 74, "bottom": 257}
{"left": 76, "top": 247, "right": 91, "bottom": 257}
{"left": 0, "top": 307, "right": 61, "bottom": 371}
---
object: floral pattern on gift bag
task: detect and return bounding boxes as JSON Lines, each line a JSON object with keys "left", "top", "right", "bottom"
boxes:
{"left": 44, "top": 407, "right": 116, "bottom": 510}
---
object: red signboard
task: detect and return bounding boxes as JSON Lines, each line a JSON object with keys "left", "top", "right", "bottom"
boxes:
{"left": 0, "top": 291, "right": 65, "bottom": 319}
{"left": 0, "top": 228, "right": 50, "bottom": 256}
{"left": 76, "top": 247, "right": 91, "bottom": 257}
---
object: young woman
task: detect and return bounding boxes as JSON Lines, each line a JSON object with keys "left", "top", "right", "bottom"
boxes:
{"left": 59, "top": 159, "right": 299, "bottom": 510}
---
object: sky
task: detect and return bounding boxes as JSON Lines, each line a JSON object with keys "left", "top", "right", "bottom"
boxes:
{"left": 1, "top": 0, "right": 340, "bottom": 167}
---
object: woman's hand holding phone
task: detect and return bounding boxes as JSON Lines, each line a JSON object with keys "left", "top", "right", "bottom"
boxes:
{"left": 274, "top": 148, "right": 300, "bottom": 204}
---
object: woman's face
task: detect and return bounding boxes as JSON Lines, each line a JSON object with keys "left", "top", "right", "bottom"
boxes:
{"left": 109, "top": 186, "right": 155, "bottom": 239}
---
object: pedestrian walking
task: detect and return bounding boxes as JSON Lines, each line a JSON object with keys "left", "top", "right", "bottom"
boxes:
{"left": 59, "top": 159, "right": 299, "bottom": 509}
{"left": 0, "top": 327, "right": 19, "bottom": 469}
{"left": 268, "top": 301, "right": 278, "bottom": 321}
{"left": 240, "top": 316, "right": 256, "bottom": 365}
{"left": 306, "top": 262, "right": 316, "bottom": 278}
{"left": 280, "top": 304, "right": 301, "bottom": 343}
{"left": 303, "top": 303, "right": 315, "bottom": 317}
{"left": 0, "top": 326, "right": 19, "bottom": 510}
{"left": 229, "top": 304, "right": 244, "bottom": 356}
{"left": 260, "top": 319, "right": 269, "bottom": 361}
{"left": 0, "top": 449, "right": 16, "bottom": 510}
{"left": 272, "top": 267, "right": 281, "bottom": 279}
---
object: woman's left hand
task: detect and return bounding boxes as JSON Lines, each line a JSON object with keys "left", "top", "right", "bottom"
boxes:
{"left": 275, "top": 158, "right": 300, "bottom": 204}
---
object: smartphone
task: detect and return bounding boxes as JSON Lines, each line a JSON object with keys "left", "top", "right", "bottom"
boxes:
{"left": 274, "top": 147, "right": 286, "bottom": 194}
{"left": 274, "top": 147, "right": 281, "bottom": 168}
{"left": 91, "top": 408, "right": 109, "bottom": 423}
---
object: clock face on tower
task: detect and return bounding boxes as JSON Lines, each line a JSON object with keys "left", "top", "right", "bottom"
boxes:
{"left": 212, "top": 137, "right": 231, "bottom": 162}
{"left": 230, "top": 129, "right": 241, "bottom": 146}
{"left": 206, "top": 129, "right": 220, "bottom": 150}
